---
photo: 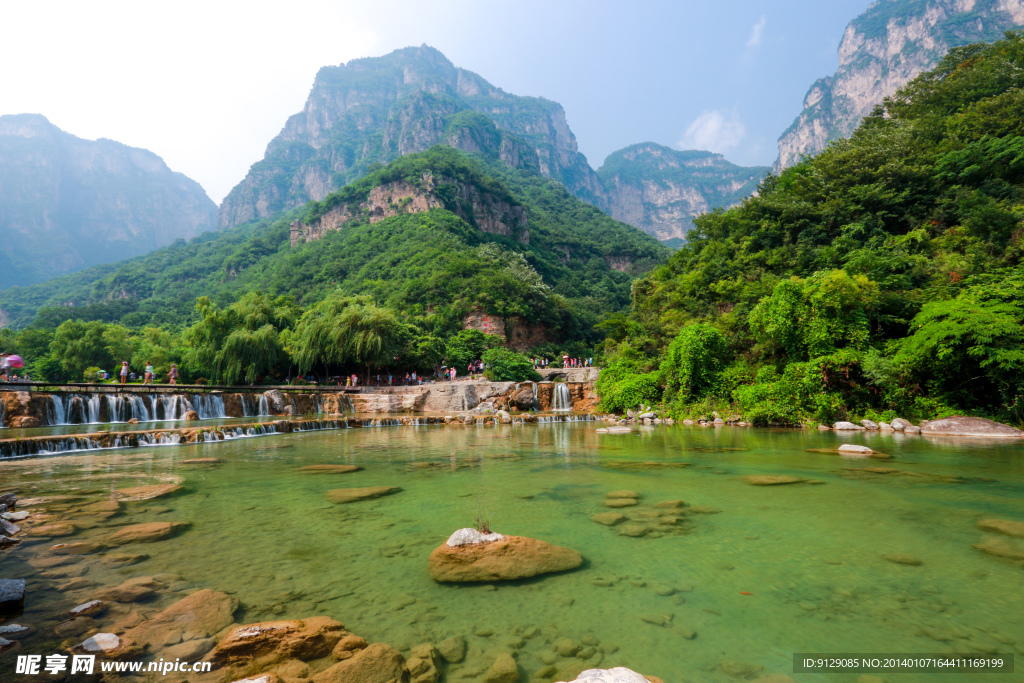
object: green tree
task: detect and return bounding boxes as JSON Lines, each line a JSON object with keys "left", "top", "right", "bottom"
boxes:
{"left": 50, "top": 320, "right": 113, "bottom": 380}
{"left": 482, "top": 347, "right": 541, "bottom": 382}
{"left": 659, "top": 323, "right": 729, "bottom": 404}
{"left": 445, "top": 329, "right": 502, "bottom": 371}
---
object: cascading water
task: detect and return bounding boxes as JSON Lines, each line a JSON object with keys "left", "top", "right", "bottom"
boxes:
{"left": 87, "top": 394, "right": 102, "bottom": 423}
{"left": 190, "top": 394, "right": 226, "bottom": 420}
{"left": 257, "top": 395, "right": 269, "bottom": 417}
{"left": 552, "top": 383, "right": 573, "bottom": 411}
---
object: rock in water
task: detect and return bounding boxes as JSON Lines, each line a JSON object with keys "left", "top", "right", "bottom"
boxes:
{"left": 298, "top": 464, "right": 363, "bottom": 474}
{"left": 184, "top": 410, "right": 200, "bottom": 421}
{"left": 744, "top": 475, "right": 806, "bottom": 486}
{"left": 833, "top": 421, "right": 865, "bottom": 430}
{"left": 80, "top": 633, "right": 120, "bottom": 652}
{"left": 591, "top": 512, "right": 627, "bottom": 526}
{"left": 884, "top": 553, "right": 922, "bottom": 566}
{"left": 108, "top": 522, "right": 189, "bottom": 545}
{"left": 555, "top": 668, "right": 652, "bottom": 683}
{"left": 484, "top": 652, "right": 520, "bottom": 683}
{"left": 860, "top": 420, "right": 879, "bottom": 430}
{"left": 312, "top": 643, "right": 405, "bottom": 683}
{"left": 921, "top": 416, "right": 1024, "bottom": 438}
{"left": 125, "top": 589, "right": 237, "bottom": 647}
{"left": 437, "top": 636, "right": 466, "bottom": 663}
{"left": 838, "top": 444, "right": 873, "bottom": 455}
{"left": 324, "top": 486, "right": 401, "bottom": 504}
{"left": 446, "top": 528, "right": 504, "bottom": 546}
{"left": 0, "top": 579, "right": 26, "bottom": 616}
{"left": 977, "top": 519, "right": 1024, "bottom": 538}
{"left": 428, "top": 535, "right": 583, "bottom": 582}
{"left": 211, "top": 617, "right": 346, "bottom": 664}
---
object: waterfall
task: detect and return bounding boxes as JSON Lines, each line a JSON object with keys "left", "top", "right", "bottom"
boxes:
{"left": 257, "top": 395, "right": 269, "bottom": 416}
{"left": 190, "top": 394, "right": 226, "bottom": 420}
{"left": 154, "top": 394, "right": 193, "bottom": 420}
{"left": 87, "top": 394, "right": 102, "bottom": 423}
{"left": 48, "top": 395, "right": 66, "bottom": 425}
{"left": 552, "top": 383, "right": 573, "bottom": 411}
{"left": 126, "top": 395, "right": 151, "bottom": 422}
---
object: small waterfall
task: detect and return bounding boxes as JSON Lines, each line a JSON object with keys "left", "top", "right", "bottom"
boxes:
{"left": 257, "top": 395, "right": 269, "bottom": 416}
{"left": 47, "top": 395, "right": 66, "bottom": 425}
{"left": 154, "top": 394, "right": 193, "bottom": 420}
{"left": 87, "top": 394, "right": 102, "bottom": 423}
{"left": 552, "top": 384, "right": 573, "bottom": 411}
{"left": 190, "top": 394, "right": 226, "bottom": 419}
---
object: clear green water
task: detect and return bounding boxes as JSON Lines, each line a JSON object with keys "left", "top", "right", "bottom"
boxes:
{"left": 1, "top": 423, "right": 1023, "bottom": 681}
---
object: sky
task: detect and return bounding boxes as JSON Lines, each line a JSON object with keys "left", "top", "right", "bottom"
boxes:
{"left": 0, "top": 0, "right": 871, "bottom": 204}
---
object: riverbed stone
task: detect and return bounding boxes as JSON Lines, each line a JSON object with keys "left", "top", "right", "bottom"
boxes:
{"left": 0, "top": 511, "right": 28, "bottom": 522}
{"left": 838, "top": 444, "right": 873, "bottom": 455}
{"left": 484, "top": 652, "right": 520, "bottom": 683}
{"left": 617, "top": 525, "right": 649, "bottom": 537}
{"left": 101, "top": 552, "right": 149, "bottom": 566}
{"left": 99, "top": 579, "right": 159, "bottom": 603}
{"left": 591, "top": 512, "right": 627, "bottom": 526}
{"left": 126, "top": 589, "right": 237, "bottom": 646}
{"left": 744, "top": 475, "right": 805, "bottom": 486}
{"left": 437, "top": 635, "right": 466, "bottom": 663}
{"left": 115, "top": 483, "right": 183, "bottom": 501}
{"left": 405, "top": 643, "right": 441, "bottom": 683}
{"left": 298, "top": 464, "right": 363, "bottom": 474}
{"left": 921, "top": 416, "right": 1024, "bottom": 438}
{"left": 0, "top": 535, "right": 19, "bottom": 547}
{"left": 313, "top": 642, "right": 405, "bottom": 683}
{"left": 884, "top": 553, "right": 923, "bottom": 566}
{"left": 212, "top": 617, "right": 347, "bottom": 665}
{"left": 428, "top": 535, "right": 583, "bottom": 582}
{"left": 860, "top": 420, "right": 879, "bottom": 430}
{"left": 108, "top": 521, "right": 190, "bottom": 545}
{"left": 605, "top": 491, "right": 639, "bottom": 499}
{"left": 180, "top": 458, "right": 224, "bottom": 465}
{"left": 977, "top": 519, "right": 1024, "bottom": 537}
{"left": 50, "top": 542, "right": 105, "bottom": 555}
{"left": 891, "top": 418, "right": 912, "bottom": 431}
{"left": 833, "top": 421, "right": 865, "bottom": 430}
{"left": 70, "top": 600, "right": 105, "bottom": 617}
{"left": 324, "top": 486, "right": 402, "bottom": 504}
{"left": 973, "top": 538, "right": 1024, "bottom": 561}
{"left": 26, "top": 522, "right": 77, "bottom": 537}
{"left": 332, "top": 634, "right": 368, "bottom": 659}
{"left": 0, "top": 579, "right": 26, "bottom": 616}
{"left": 80, "top": 632, "right": 120, "bottom": 652}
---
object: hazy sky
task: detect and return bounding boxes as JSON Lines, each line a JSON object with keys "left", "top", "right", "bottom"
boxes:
{"left": 0, "top": 0, "right": 870, "bottom": 203}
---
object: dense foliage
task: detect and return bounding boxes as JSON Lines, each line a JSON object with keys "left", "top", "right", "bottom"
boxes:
{"left": 0, "top": 146, "right": 667, "bottom": 383}
{"left": 600, "top": 32, "right": 1024, "bottom": 424}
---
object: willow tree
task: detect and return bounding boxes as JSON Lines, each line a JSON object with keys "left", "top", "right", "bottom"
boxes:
{"left": 291, "top": 295, "right": 409, "bottom": 381}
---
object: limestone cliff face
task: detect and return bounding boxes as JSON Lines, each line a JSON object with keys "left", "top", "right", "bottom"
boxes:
{"left": 290, "top": 172, "right": 529, "bottom": 246}
{"left": 598, "top": 143, "right": 767, "bottom": 242}
{"left": 776, "top": 0, "right": 1024, "bottom": 171}
{"left": 0, "top": 114, "right": 217, "bottom": 289}
{"left": 219, "top": 46, "right": 600, "bottom": 228}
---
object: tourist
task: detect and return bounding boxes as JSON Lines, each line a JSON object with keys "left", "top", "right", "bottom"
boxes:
{"left": 119, "top": 361, "right": 129, "bottom": 385}
{"left": 0, "top": 353, "right": 8, "bottom": 382}
{"left": 168, "top": 363, "right": 178, "bottom": 385}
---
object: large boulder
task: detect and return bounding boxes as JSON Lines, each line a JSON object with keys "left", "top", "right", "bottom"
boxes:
{"left": 833, "top": 421, "right": 864, "bottom": 430}
{"left": 890, "top": 418, "right": 913, "bottom": 431}
{"left": 511, "top": 385, "right": 536, "bottom": 411}
{"left": 555, "top": 669, "right": 653, "bottom": 683}
{"left": 921, "top": 416, "right": 1024, "bottom": 438}
{"left": 126, "top": 589, "right": 237, "bottom": 648}
{"left": 211, "top": 618, "right": 347, "bottom": 665}
{"left": 484, "top": 652, "right": 520, "bottom": 683}
{"left": 428, "top": 533, "right": 583, "bottom": 582}
{"left": 264, "top": 390, "right": 286, "bottom": 414}
{"left": 313, "top": 642, "right": 405, "bottom": 683}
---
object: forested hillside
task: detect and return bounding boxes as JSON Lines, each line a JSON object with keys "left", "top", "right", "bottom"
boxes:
{"left": 599, "top": 32, "right": 1024, "bottom": 425}
{"left": 0, "top": 146, "right": 666, "bottom": 383}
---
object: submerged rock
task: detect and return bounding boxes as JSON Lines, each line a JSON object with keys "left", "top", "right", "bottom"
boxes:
{"left": 298, "top": 464, "right": 363, "bottom": 474}
{"left": 606, "top": 490, "right": 639, "bottom": 499}
{"left": 405, "top": 643, "right": 441, "bottom": 683}
{"left": 324, "top": 486, "right": 401, "bottom": 504}
{"left": 604, "top": 498, "right": 638, "bottom": 508}
{"left": 977, "top": 519, "right": 1024, "bottom": 538}
{"left": 884, "top": 553, "right": 923, "bottom": 566}
{"left": 108, "top": 522, "right": 189, "bottom": 545}
{"left": 428, "top": 534, "right": 583, "bottom": 582}
{"left": 973, "top": 538, "right": 1024, "bottom": 561}
{"left": 80, "top": 632, "right": 120, "bottom": 652}
{"left": 484, "top": 652, "right": 520, "bottom": 683}
{"left": 590, "top": 512, "right": 627, "bottom": 526}
{"left": 744, "top": 475, "right": 806, "bottom": 486}
{"left": 115, "top": 483, "right": 183, "bottom": 501}
{"left": 313, "top": 642, "right": 405, "bottom": 683}
{"left": 126, "top": 589, "right": 237, "bottom": 647}
{"left": 921, "top": 416, "right": 1024, "bottom": 438}
{"left": 437, "top": 635, "right": 466, "bottom": 663}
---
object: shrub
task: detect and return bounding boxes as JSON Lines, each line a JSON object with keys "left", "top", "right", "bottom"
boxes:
{"left": 482, "top": 347, "right": 541, "bottom": 382}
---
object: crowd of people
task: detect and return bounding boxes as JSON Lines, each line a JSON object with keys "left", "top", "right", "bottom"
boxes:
{"left": 531, "top": 356, "right": 593, "bottom": 369}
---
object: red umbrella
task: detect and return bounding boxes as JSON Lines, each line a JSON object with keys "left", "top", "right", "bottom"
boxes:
{"left": 5, "top": 355, "right": 24, "bottom": 368}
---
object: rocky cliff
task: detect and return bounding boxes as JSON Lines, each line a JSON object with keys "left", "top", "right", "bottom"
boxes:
{"left": 0, "top": 114, "right": 217, "bottom": 289}
{"left": 218, "top": 45, "right": 603, "bottom": 228}
{"left": 598, "top": 143, "right": 767, "bottom": 243}
{"left": 290, "top": 171, "right": 529, "bottom": 246}
{"left": 776, "top": 0, "right": 1024, "bottom": 171}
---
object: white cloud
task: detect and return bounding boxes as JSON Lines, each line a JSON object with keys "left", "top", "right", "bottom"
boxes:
{"left": 747, "top": 16, "right": 767, "bottom": 48}
{"left": 678, "top": 109, "right": 746, "bottom": 153}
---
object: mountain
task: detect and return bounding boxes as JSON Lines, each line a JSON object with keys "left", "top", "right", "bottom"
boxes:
{"left": 218, "top": 45, "right": 606, "bottom": 229}
{"left": 0, "top": 114, "right": 217, "bottom": 290}
{"left": 0, "top": 146, "right": 668, "bottom": 336}
{"left": 775, "top": 0, "right": 1024, "bottom": 171}
{"left": 219, "top": 45, "right": 764, "bottom": 245}
{"left": 602, "top": 32, "right": 1024, "bottom": 423}
{"left": 597, "top": 143, "right": 768, "bottom": 244}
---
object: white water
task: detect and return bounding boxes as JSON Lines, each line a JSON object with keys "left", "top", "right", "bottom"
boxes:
{"left": 552, "top": 383, "right": 573, "bottom": 411}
